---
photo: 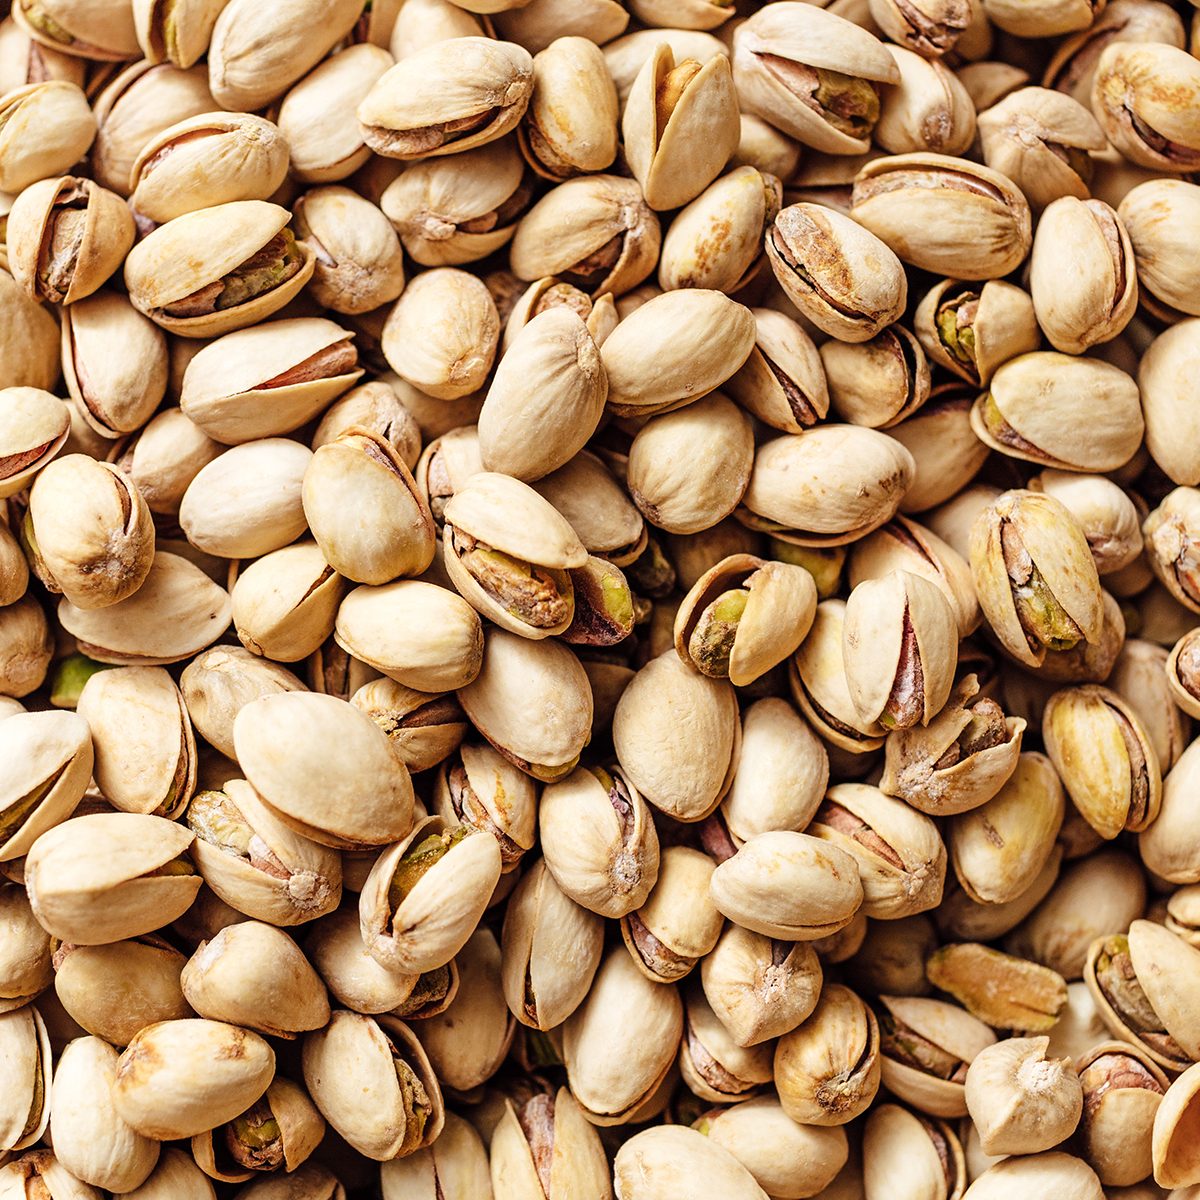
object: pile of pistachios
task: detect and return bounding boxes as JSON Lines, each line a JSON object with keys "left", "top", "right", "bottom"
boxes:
{"left": 5, "top": 0, "right": 1200, "bottom": 1197}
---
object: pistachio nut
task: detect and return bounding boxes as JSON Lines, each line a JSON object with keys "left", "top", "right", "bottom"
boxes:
{"left": 0, "top": 81, "right": 95, "bottom": 195}
{"left": 937, "top": 844, "right": 1063, "bottom": 945}
{"left": 628, "top": 0, "right": 735, "bottom": 29}
{"left": 680, "top": 987, "right": 774, "bottom": 1105}
{"left": 861, "top": 1102, "right": 966, "bottom": 1200}
{"left": 851, "top": 153, "right": 1032, "bottom": 279}
{"left": 233, "top": 692, "right": 414, "bottom": 850}
{"left": 120, "top": 1146, "right": 222, "bottom": 1200}
{"left": 1029, "top": 469, "right": 1143, "bottom": 578}
{"left": 927, "top": 942, "right": 1069, "bottom": 1032}
{"left": 1151, "top": 1059, "right": 1200, "bottom": 1190}
{"left": 132, "top": 0, "right": 228, "bottom": 67}
{"left": 1120, "top": 183, "right": 1200, "bottom": 322}
{"left": 981, "top": 0, "right": 1099, "bottom": 37}
{"left": 0, "top": 1005, "right": 50, "bottom": 1154}
{"left": 384, "top": 1109, "right": 493, "bottom": 1200}
{"left": 822, "top": 325, "right": 930, "bottom": 430}
{"left": 185, "top": 778, "right": 341, "bottom": 927}
{"left": 875, "top": 45, "right": 976, "bottom": 157}
{"left": 846, "top": 915, "right": 938, "bottom": 997}
{"left": 112, "top": 407, "right": 222, "bottom": 516}
{"left": 0, "top": 884, "right": 51, "bottom": 1012}
{"left": 493, "top": 0, "right": 629, "bottom": 54}
{"left": 502, "top": 276, "right": 618, "bottom": 351}
{"left": 1144, "top": 488, "right": 1200, "bottom": 615}
{"left": 869, "top": 0, "right": 972, "bottom": 56}
{"left": 0, "top": 594, "right": 53, "bottom": 699}
{"left": 124, "top": 201, "right": 316, "bottom": 338}
{"left": 0, "top": 18, "right": 88, "bottom": 92}
{"left": 1168, "top": 627, "right": 1200, "bottom": 721}
{"left": 311, "top": 380, "right": 421, "bottom": 470}
{"left": 1137, "top": 322, "right": 1200, "bottom": 496}
{"left": 613, "top": 1125, "right": 769, "bottom": 1200}
{"left": 968, "top": 489, "right": 1104, "bottom": 669}
{"left": 350, "top": 678, "right": 466, "bottom": 775}
{"left": 0, "top": 387, "right": 68, "bottom": 501}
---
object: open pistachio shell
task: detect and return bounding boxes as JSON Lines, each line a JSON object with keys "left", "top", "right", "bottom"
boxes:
{"left": 0, "top": 1005, "right": 51, "bottom": 1154}
{"left": 1152, "top": 1059, "right": 1200, "bottom": 1189}
{"left": 0, "top": 388, "right": 69, "bottom": 501}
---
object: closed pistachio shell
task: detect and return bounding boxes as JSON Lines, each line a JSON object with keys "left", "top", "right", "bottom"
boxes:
{"left": 132, "top": 0, "right": 229, "bottom": 67}
{"left": 822, "top": 325, "right": 931, "bottom": 430}
{"left": 679, "top": 987, "right": 774, "bottom": 1105}
{"left": 115, "top": 408, "right": 221, "bottom": 517}
{"left": 964, "top": 1152, "right": 1103, "bottom": 1198}
{"left": 306, "top": 908, "right": 420, "bottom": 1017}
{"left": 0, "top": 81, "right": 96, "bottom": 194}
{"left": 1120, "top": 182, "right": 1200, "bottom": 320}
{"left": 0, "top": 884, "right": 52, "bottom": 1012}
{"left": 615, "top": 1126, "right": 768, "bottom": 1200}
{"left": 875, "top": 45, "right": 976, "bottom": 156}
{"left": 1138, "top": 320, "right": 1200, "bottom": 487}
{"left": 384, "top": 1110, "right": 492, "bottom": 1200}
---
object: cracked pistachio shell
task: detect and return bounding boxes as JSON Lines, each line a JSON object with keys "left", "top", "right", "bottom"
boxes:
{"left": 383, "top": 1110, "right": 491, "bottom": 1200}
{"left": 119, "top": 1147, "right": 218, "bottom": 1200}
{"left": 600, "top": 289, "right": 755, "bottom": 418}
{"left": 775, "top": 983, "right": 880, "bottom": 1126}
{"left": 8, "top": 175, "right": 132, "bottom": 305}
{"left": 628, "top": 0, "right": 735, "bottom": 29}
{"left": 620, "top": 846, "right": 721, "bottom": 984}
{"left": 28, "top": 455, "right": 154, "bottom": 611}
{"left": 492, "top": 0, "right": 629, "bottom": 54}
{"left": 968, "top": 489, "right": 1103, "bottom": 669}
{"left": 1128, "top": 920, "right": 1200, "bottom": 1064}
{"left": 614, "top": 650, "right": 739, "bottom": 822}
{"left": 503, "top": 277, "right": 617, "bottom": 350}
{"left": 674, "top": 554, "right": 817, "bottom": 686}
{"left": 766, "top": 203, "right": 907, "bottom": 343}
{"left": 822, "top": 325, "right": 930, "bottom": 430}
{"left": 124, "top": 202, "right": 316, "bottom": 338}
{"left": 501, "top": 856, "right": 603, "bottom": 1028}
{"left": 868, "top": 0, "right": 971, "bottom": 56}
{"left": 231, "top": 543, "right": 344, "bottom": 664}
{"left": 1110, "top": 638, "right": 1187, "bottom": 775}
{"left": 725, "top": 307, "right": 829, "bottom": 434}
{"left": 1145, "top": 487, "right": 1200, "bottom": 614}
{"left": 129, "top": 113, "right": 289, "bottom": 226}
{"left": 0, "top": 1150, "right": 106, "bottom": 1200}
{"left": 914, "top": 279, "right": 1039, "bottom": 389}
{"left": 11, "top": 0, "right": 138, "bottom": 58}
{"left": 181, "top": 317, "right": 361, "bottom": 446}
{"left": 842, "top": 570, "right": 957, "bottom": 730}
{"left": 478, "top": 308, "right": 606, "bottom": 481}
{"left": 964, "top": 1036, "right": 1083, "bottom": 1157}
{"left": 277, "top": 44, "right": 394, "bottom": 184}
{"left": 62, "top": 291, "right": 167, "bottom": 438}
{"left": 1168, "top": 628, "right": 1200, "bottom": 722}
{"left": 1139, "top": 320, "right": 1200, "bottom": 486}
{"left": 76, "top": 666, "right": 194, "bottom": 819}
{"left": 732, "top": 3, "right": 898, "bottom": 154}
{"left": 179, "top": 439, "right": 311, "bottom": 560}
{"left": 1152, "top": 1059, "right": 1200, "bottom": 1189}
{"left": 1043, "top": 685, "right": 1162, "bottom": 839}
{"left": 875, "top": 45, "right": 976, "bottom": 157}
{"left": 234, "top": 692, "right": 414, "bottom": 850}
{"left": 623, "top": 45, "right": 739, "bottom": 212}
{"left": 539, "top": 765, "right": 660, "bottom": 918}
{"left": 0, "top": 885, "right": 51, "bottom": 1011}
{"left": 0, "top": 710, "right": 92, "bottom": 862}
{"left": 680, "top": 987, "right": 775, "bottom": 1105}
{"left": 352, "top": 678, "right": 466, "bottom": 775}
{"left": 862, "top": 1104, "right": 965, "bottom": 1200}
{"left": 658, "top": 166, "right": 780, "bottom": 294}
{"left": 1030, "top": 197, "right": 1138, "bottom": 354}
{"left": 0, "top": 595, "right": 53, "bottom": 698}
{"left": 382, "top": 267, "right": 499, "bottom": 400}
{"left": 302, "top": 1010, "right": 442, "bottom": 1160}
{"left": 382, "top": 139, "right": 529, "bottom": 267}
{"left": 949, "top": 750, "right": 1064, "bottom": 903}
{"left": 878, "top": 993, "right": 996, "bottom": 1118}
{"left": 132, "top": 0, "right": 228, "bottom": 67}
{"left": 414, "top": 425, "right": 482, "bottom": 527}
{"left": 306, "top": 907, "right": 422, "bottom": 1017}
{"left": 616, "top": 1126, "right": 767, "bottom": 1200}
{"left": 0, "top": 516, "right": 26, "bottom": 608}
{"left": 742, "top": 427, "right": 915, "bottom": 547}
{"left": 0, "top": 81, "right": 95, "bottom": 194}
{"left": 0, "top": 1005, "right": 50, "bottom": 1154}
{"left": 458, "top": 628, "right": 592, "bottom": 782}
{"left": 811, "top": 782, "right": 948, "bottom": 919}
{"left": 1120, "top": 182, "right": 1200, "bottom": 320}
{"left": 185, "top": 777, "right": 341, "bottom": 927}
{"left": 976, "top": 87, "right": 1106, "bottom": 211}
{"left": 113, "top": 1019, "right": 274, "bottom": 1142}
{"left": 26, "top": 812, "right": 200, "bottom": 944}
{"left": 443, "top": 471, "right": 586, "bottom": 638}
{"left": 312, "top": 381, "right": 421, "bottom": 469}
{"left": 0, "top": 19, "right": 88, "bottom": 92}
{"left": 359, "top": 37, "right": 533, "bottom": 160}
{"left": 335, "top": 581, "right": 481, "bottom": 693}
{"left": 563, "top": 948, "right": 683, "bottom": 1126}
{"left": 360, "top": 815, "right": 502, "bottom": 974}
{"left": 851, "top": 153, "right": 1032, "bottom": 279}
{"left": 1029, "top": 470, "right": 1143, "bottom": 576}
{"left": 627, "top": 394, "right": 754, "bottom": 535}
{"left": 520, "top": 35, "right": 617, "bottom": 180}
{"left": 50, "top": 1036, "right": 159, "bottom": 1191}
{"left": 510, "top": 173, "right": 660, "bottom": 298}
{"left": 181, "top": 921, "right": 329, "bottom": 1038}
{"left": 938, "top": 845, "right": 1063, "bottom": 944}
{"left": 0, "top": 387, "right": 68, "bottom": 500}
{"left": 1093, "top": 43, "right": 1200, "bottom": 174}
{"left": 303, "top": 428, "right": 435, "bottom": 586}
{"left": 710, "top": 830, "right": 864, "bottom": 940}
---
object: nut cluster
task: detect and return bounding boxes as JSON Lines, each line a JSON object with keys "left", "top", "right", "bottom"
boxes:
{"left": 2, "top": 0, "right": 1200, "bottom": 1197}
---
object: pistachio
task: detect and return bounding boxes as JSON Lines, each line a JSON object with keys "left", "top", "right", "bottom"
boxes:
{"left": 614, "top": 1126, "right": 769, "bottom": 1200}
{"left": 928, "top": 943, "right": 1069, "bottom": 1033}
{"left": 0, "top": 81, "right": 95, "bottom": 194}
{"left": 1077, "top": 1041, "right": 1166, "bottom": 1187}
{"left": 1144, "top": 488, "right": 1200, "bottom": 615}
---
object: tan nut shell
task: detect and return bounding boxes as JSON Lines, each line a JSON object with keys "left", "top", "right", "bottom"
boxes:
{"left": 0, "top": 1005, "right": 50, "bottom": 1153}
{"left": 1152, "top": 1059, "right": 1200, "bottom": 1189}
{"left": 0, "top": 387, "right": 69, "bottom": 500}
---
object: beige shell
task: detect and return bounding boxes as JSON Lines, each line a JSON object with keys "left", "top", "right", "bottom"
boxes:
{"left": 382, "top": 1110, "right": 493, "bottom": 1200}
{"left": 1138, "top": 319, "right": 1200, "bottom": 488}
{"left": 0, "top": 81, "right": 96, "bottom": 194}
{"left": 0, "top": 387, "right": 69, "bottom": 500}
{"left": 614, "top": 1126, "right": 769, "bottom": 1200}
{"left": 534, "top": 451, "right": 646, "bottom": 565}
{"left": 305, "top": 908, "right": 419, "bottom": 1016}
{"left": 0, "top": 1005, "right": 50, "bottom": 1154}
{"left": 1152, "top": 1059, "right": 1200, "bottom": 1189}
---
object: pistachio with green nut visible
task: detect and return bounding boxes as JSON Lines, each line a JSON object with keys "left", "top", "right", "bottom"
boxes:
{"left": 927, "top": 942, "right": 1069, "bottom": 1033}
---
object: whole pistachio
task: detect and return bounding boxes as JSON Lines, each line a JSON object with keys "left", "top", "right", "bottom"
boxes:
{"left": 385, "top": 1110, "right": 493, "bottom": 1200}
{"left": 822, "top": 325, "right": 930, "bottom": 430}
{"left": 434, "top": 742, "right": 536, "bottom": 872}
{"left": 0, "top": 1004, "right": 50, "bottom": 1155}
{"left": 862, "top": 1103, "right": 966, "bottom": 1200}
{"left": 1144, "top": 488, "right": 1200, "bottom": 614}
{"left": 0, "top": 81, "right": 96, "bottom": 194}
{"left": 614, "top": 1126, "right": 769, "bottom": 1200}
{"left": 875, "top": 45, "right": 976, "bottom": 157}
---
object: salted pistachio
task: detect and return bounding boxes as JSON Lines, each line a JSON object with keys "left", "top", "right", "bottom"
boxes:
{"left": 233, "top": 691, "right": 414, "bottom": 853}
{"left": 1145, "top": 488, "right": 1200, "bottom": 615}
{"left": 1106, "top": 640, "right": 1186, "bottom": 777}
{"left": 893, "top": 394, "right": 989, "bottom": 517}
{"left": 75, "top": 666, "right": 194, "bottom": 819}
{"left": 181, "top": 920, "right": 328, "bottom": 1039}
{"left": 277, "top": 43, "right": 394, "bottom": 184}
{"left": 562, "top": 948, "right": 682, "bottom": 1126}
{"left": 674, "top": 554, "right": 816, "bottom": 687}
{"left": 1085, "top": 922, "right": 1200, "bottom": 1072}
{"left": 914, "top": 279, "right": 1039, "bottom": 389}
{"left": 0, "top": 388, "right": 68, "bottom": 501}
{"left": 0, "top": 81, "right": 95, "bottom": 194}
{"left": 560, "top": 554, "right": 636, "bottom": 647}
{"left": 1167, "top": 627, "right": 1200, "bottom": 722}
{"left": 742, "top": 427, "right": 915, "bottom": 548}
{"left": 383, "top": 1109, "right": 493, "bottom": 1200}
{"left": 659, "top": 166, "right": 780, "bottom": 294}
{"left": 124, "top": 201, "right": 315, "bottom": 338}
{"left": 846, "top": 915, "right": 938, "bottom": 998}
{"left": 862, "top": 1103, "right": 965, "bottom": 1200}
{"left": 0, "top": 710, "right": 92, "bottom": 863}
{"left": 11, "top": 0, "right": 138, "bottom": 59}
{"left": 964, "top": 1036, "right": 1083, "bottom": 1157}
{"left": 1093, "top": 43, "right": 1200, "bottom": 174}
{"left": 358, "top": 36, "right": 532, "bottom": 160}
{"left": 0, "top": 1005, "right": 50, "bottom": 1155}
{"left": 413, "top": 425, "right": 482, "bottom": 530}
{"left": 875, "top": 45, "right": 976, "bottom": 158}
{"left": 129, "top": 113, "right": 289, "bottom": 226}
{"left": 1035, "top": 585, "right": 1126, "bottom": 685}
{"left": 928, "top": 943, "right": 1069, "bottom": 1033}
{"left": 493, "top": 0, "right": 630, "bottom": 52}
{"left": 306, "top": 907, "right": 425, "bottom": 1017}
{"left": 851, "top": 153, "right": 1032, "bottom": 279}
{"left": 842, "top": 570, "right": 958, "bottom": 731}
{"left": 877, "top": 993, "right": 996, "bottom": 1119}
{"left": 724, "top": 307, "right": 829, "bottom": 434}
{"left": 680, "top": 988, "right": 774, "bottom": 1106}
{"left": 615, "top": 1125, "right": 768, "bottom": 1200}
{"left": 0, "top": 18, "right": 87, "bottom": 91}
{"left": 622, "top": 44, "right": 739, "bottom": 212}
{"left": 603, "top": 29, "right": 725, "bottom": 107}
{"left": 1120, "top": 183, "right": 1200, "bottom": 322}
{"left": 960, "top": 1153, "right": 1098, "bottom": 1200}
{"left": 7, "top": 175, "right": 132, "bottom": 305}
{"left": 119, "top": 1146, "right": 228, "bottom": 1200}
{"left": 822, "top": 326, "right": 930, "bottom": 431}
{"left": 938, "top": 843, "right": 1064, "bottom": 946}
{"left": 732, "top": 112, "right": 802, "bottom": 181}
{"left": 732, "top": 2, "right": 898, "bottom": 154}
{"left": 969, "top": 489, "right": 1104, "bottom": 670}
{"left": 766, "top": 203, "right": 906, "bottom": 343}
{"left": 109, "top": 410, "right": 217, "bottom": 519}
{"left": 774, "top": 983, "right": 879, "bottom": 1127}
{"left": 459, "top": 628, "right": 592, "bottom": 783}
